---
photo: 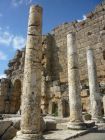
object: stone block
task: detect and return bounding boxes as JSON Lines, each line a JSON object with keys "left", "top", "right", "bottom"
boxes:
{"left": 44, "top": 119, "right": 56, "bottom": 131}
{"left": 53, "top": 81, "right": 59, "bottom": 86}
{"left": 53, "top": 86, "right": 60, "bottom": 92}
{"left": 0, "top": 120, "right": 12, "bottom": 136}
{"left": 1, "top": 126, "right": 17, "bottom": 140}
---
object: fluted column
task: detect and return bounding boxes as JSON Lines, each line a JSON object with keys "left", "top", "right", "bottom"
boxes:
{"left": 87, "top": 47, "right": 103, "bottom": 123}
{"left": 14, "top": 5, "right": 44, "bottom": 140}
{"left": 67, "top": 32, "right": 86, "bottom": 130}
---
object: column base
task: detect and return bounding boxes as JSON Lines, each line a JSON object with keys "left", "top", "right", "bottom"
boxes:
{"left": 13, "top": 131, "right": 45, "bottom": 140}
{"left": 67, "top": 122, "right": 87, "bottom": 130}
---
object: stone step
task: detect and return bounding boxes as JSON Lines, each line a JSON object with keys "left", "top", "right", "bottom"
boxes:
{"left": 44, "top": 129, "right": 90, "bottom": 140}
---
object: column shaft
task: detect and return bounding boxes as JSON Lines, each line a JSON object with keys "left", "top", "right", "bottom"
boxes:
{"left": 87, "top": 48, "right": 103, "bottom": 122}
{"left": 67, "top": 33, "right": 86, "bottom": 129}
{"left": 14, "top": 5, "right": 44, "bottom": 140}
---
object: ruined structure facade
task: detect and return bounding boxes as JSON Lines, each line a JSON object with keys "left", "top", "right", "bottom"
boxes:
{"left": 0, "top": 2, "right": 105, "bottom": 117}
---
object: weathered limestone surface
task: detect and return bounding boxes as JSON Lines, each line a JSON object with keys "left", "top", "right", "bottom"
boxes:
{"left": 67, "top": 33, "right": 86, "bottom": 129}
{"left": 0, "top": 79, "right": 10, "bottom": 113}
{"left": 1, "top": 2, "right": 105, "bottom": 117}
{"left": 87, "top": 47, "right": 103, "bottom": 122}
{"left": 0, "top": 120, "right": 12, "bottom": 137}
{"left": 13, "top": 5, "right": 43, "bottom": 140}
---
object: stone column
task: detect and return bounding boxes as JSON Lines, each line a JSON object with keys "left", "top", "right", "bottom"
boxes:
{"left": 87, "top": 47, "right": 103, "bottom": 122}
{"left": 67, "top": 33, "right": 86, "bottom": 130}
{"left": 14, "top": 5, "right": 44, "bottom": 140}
{"left": 102, "top": 95, "right": 105, "bottom": 117}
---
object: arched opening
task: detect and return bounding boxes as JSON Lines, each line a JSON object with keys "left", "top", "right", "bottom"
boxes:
{"left": 10, "top": 79, "right": 21, "bottom": 114}
{"left": 63, "top": 100, "right": 70, "bottom": 117}
{"left": 52, "top": 102, "right": 58, "bottom": 116}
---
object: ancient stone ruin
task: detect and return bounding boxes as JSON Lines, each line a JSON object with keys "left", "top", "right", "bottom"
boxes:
{"left": 0, "top": 2, "right": 105, "bottom": 140}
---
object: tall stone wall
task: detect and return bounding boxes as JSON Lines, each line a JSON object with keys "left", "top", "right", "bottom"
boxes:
{"left": 49, "top": 3, "right": 105, "bottom": 85}
{"left": 0, "top": 78, "right": 10, "bottom": 113}
{"left": 4, "top": 49, "right": 25, "bottom": 83}
{"left": 4, "top": 3, "right": 105, "bottom": 85}
{"left": 42, "top": 2, "right": 105, "bottom": 115}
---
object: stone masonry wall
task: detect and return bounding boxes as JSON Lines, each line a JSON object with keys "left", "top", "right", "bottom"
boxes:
{"left": 4, "top": 49, "right": 25, "bottom": 84}
{"left": 4, "top": 2, "right": 105, "bottom": 87}
{"left": 1, "top": 2, "right": 105, "bottom": 115}
{"left": 49, "top": 2, "right": 105, "bottom": 85}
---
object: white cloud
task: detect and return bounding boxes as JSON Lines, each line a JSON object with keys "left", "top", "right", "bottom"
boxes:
{"left": 0, "top": 74, "right": 6, "bottom": 79}
{"left": 0, "top": 27, "right": 26, "bottom": 50}
{"left": 12, "top": 36, "right": 25, "bottom": 49}
{"left": 0, "top": 31, "right": 13, "bottom": 46}
{"left": 77, "top": 15, "right": 87, "bottom": 22}
{"left": 83, "top": 15, "right": 87, "bottom": 20}
{"left": 12, "top": 0, "right": 32, "bottom": 7}
{"left": 0, "top": 51, "right": 7, "bottom": 60}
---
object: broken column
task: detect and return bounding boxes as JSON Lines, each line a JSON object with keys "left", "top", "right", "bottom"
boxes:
{"left": 67, "top": 32, "right": 86, "bottom": 129}
{"left": 87, "top": 47, "right": 103, "bottom": 122}
{"left": 14, "top": 5, "right": 44, "bottom": 140}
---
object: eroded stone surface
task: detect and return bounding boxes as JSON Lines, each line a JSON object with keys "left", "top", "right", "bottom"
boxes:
{"left": 0, "top": 120, "right": 12, "bottom": 137}
{"left": 13, "top": 5, "right": 43, "bottom": 140}
{"left": 1, "top": 2, "right": 105, "bottom": 118}
{"left": 0, "top": 2, "right": 105, "bottom": 139}
{"left": 87, "top": 47, "right": 103, "bottom": 122}
{"left": 67, "top": 33, "right": 83, "bottom": 123}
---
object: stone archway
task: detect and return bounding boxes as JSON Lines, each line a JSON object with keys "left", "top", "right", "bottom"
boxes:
{"left": 10, "top": 79, "right": 21, "bottom": 114}
{"left": 52, "top": 102, "right": 58, "bottom": 116}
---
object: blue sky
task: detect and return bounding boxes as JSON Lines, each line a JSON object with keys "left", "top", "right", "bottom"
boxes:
{"left": 0, "top": 0, "right": 101, "bottom": 78}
